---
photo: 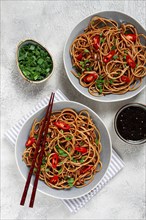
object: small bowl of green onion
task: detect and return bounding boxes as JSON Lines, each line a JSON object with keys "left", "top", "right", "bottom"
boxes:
{"left": 16, "top": 39, "right": 54, "bottom": 83}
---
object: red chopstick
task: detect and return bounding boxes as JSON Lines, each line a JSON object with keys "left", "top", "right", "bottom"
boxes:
{"left": 20, "top": 92, "right": 55, "bottom": 207}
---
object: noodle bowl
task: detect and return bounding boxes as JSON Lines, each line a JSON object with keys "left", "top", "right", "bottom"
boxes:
{"left": 22, "top": 108, "right": 102, "bottom": 189}
{"left": 70, "top": 16, "right": 146, "bottom": 96}
{"left": 16, "top": 101, "right": 111, "bottom": 199}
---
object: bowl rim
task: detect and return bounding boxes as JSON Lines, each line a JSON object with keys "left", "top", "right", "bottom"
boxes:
{"left": 63, "top": 10, "right": 146, "bottom": 102}
{"left": 15, "top": 100, "right": 112, "bottom": 199}
{"left": 114, "top": 102, "right": 146, "bottom": 145}
{"left": 16, "top": 38, "right": 54, "bottom": 84}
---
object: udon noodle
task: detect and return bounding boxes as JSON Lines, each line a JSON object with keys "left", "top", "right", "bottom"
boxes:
{"left": 22, "top": 108, "right": 102, "bottom": 189}
{"left": 70, "top": 16, "right": 146, "bottom": 96}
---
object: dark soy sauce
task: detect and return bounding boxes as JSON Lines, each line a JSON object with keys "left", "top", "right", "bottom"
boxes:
{"left": 116, "top": 105, "right": 146, "bottom": 141}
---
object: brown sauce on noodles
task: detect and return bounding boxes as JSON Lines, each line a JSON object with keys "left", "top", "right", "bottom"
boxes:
{"left": 70, "top": 16, "right": 146, "bottom": 96}
{"left": 22, "top": 108, "right": 102, "bottom": 189}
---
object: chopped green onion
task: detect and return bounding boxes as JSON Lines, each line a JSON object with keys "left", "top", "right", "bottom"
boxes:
{"left": 84, "top": 59, "right": 90, "bottom": 63}
{"left": 68, "top": 147, "right": 71, "bottom": 152}
{"left": 86, "top": 66, "right": 93, "bottom": 71}
{"left": 84, "top": 49, "right": 90, "bottom": 53}
{"left": 100, "top": 38, "right": 105, "bottom": 44}
{"left": 95, "top": 139, "right": 99, "bottom": 145}
{"left": 34, "top": 134, "right": 38, "bottom": 139}
{"left": 72, "top": 158, "right": 77, "bottom": 163}
{"left": 67, "top": 178, "right": 74, "bottom": 187}
{"left": 109, "top": 79, "right": 114, "bottom": 84}
{"left": 80, "top": 61, "right": 85, "bottom": 68}
{"left": 56, "top": 146, "right": 68, "bottom": 157}
{"left": 58, "top": 168, "right": 62, "bottom": 174}
{"left": 45, "top": 168, "right": 50, "bottom": 172}
{"left": 65, "top": 136, "right": 73, "bottom": 141}
{"left": 77, "top": 72, "right": 81, "bottom": 76}
{"left": 111, "top": 45, "right": 116, "bottom": 50}
{"left": 42, "top": 157, "right": 47, "bottom": 165}
{"left": 113, "top": 55, "right": 118, "bottom": 60}
{"left": 80, "top": 156, "right": 86, "bottom": 163}
{"left": 18, "top": 43, "right": 53, "bottom": 81}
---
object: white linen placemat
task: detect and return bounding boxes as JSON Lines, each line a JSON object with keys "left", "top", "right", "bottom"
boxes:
{"left": 5, "top": 89, "right": 125, "bottom": 213}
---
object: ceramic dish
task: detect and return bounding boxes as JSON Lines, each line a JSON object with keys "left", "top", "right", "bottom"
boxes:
{"left": 63, "top": 11, "right": 146, "bottom": 102}
{"left": 114, "top": 103, "right": 146, "bottom": 144}
{"left": 16, "top": 39, "right": 54, "bottom": 83}
{"left": 15, "top": 101, "right": 112, "bottom": 199}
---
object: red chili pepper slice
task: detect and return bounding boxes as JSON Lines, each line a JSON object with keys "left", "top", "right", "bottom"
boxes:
{"left": 125, "top": 34, "right": 137, "bottom": 42}
{"left": 103, "top": 50, "right": 115, "bottom": 63}
{"left": 80, "top": 166, "right": 93, "bottom": 174}
{"left": 50, "top": 175, "right": 59, "bottom": 184}
{"left": 75, "top": 146, "right": 87, "bottom": 154}
{"left": 52, "top": 153, "right": 59, "bottom": 169}
{"left": 93, "top": 35, "right": 100, "bottom": 50}
{"left": 25, "top": 137, "right": 35, "bottom": 147}
{"left": 126, "top": 55, "right": 136, "bottom": 68}
{"left": 76, "top": 53, "right": 83, "bottom": 61}
{"left": 121, "top": 75, "right": 130, "bottom": 83}
{"left": 54, "top": 121, "right": 70, "bottom": 131}
{"left": 83, "top": 73, "right": 98, "bottom": 83}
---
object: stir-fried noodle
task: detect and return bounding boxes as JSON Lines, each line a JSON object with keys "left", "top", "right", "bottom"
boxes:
{"left": 70, "top": 16, "right": 146, "bottom": 96}
{"left": 22, "top": 108, "right": 102, "bottom": 189}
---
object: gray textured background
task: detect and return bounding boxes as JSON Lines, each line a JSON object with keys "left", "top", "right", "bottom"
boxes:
{"left": 1, "top": 0, "right": 146, "bottom": 219}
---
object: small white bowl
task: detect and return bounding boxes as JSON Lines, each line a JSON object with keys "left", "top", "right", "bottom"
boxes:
{"left": 16, "top": 39, "right": 54, "bottom": 83}
{"left": 15, "top": 101, "right": 112, "bottom": 200}
{"left": 114, "top": 103, "right": 146, "bottom": 145}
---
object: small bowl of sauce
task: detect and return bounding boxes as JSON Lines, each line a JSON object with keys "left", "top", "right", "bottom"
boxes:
{"left": 114, "top": 103, "right": 146, "bottom": 144}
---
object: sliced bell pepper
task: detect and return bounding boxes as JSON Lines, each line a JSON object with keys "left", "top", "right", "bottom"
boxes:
{"left": 50, "top": 175, "right": 59, "bottom": 184}
{"left": 76, "top": 53, "right": 83, "bottom": 61}
{"left": 54, "top": 121, "right": 70, "bottom": 131}
{"left": 125, "top": 34, "right": 137, "bottom": 42}
{"left": 83, "top": 72, "right": 98, "bottom": 83}
{"left": 93, "top": 35, "right": 100, "bottom": 50}
{"left": 52, "top": 153, "right": 59, "bottom": 169}
{"left": 75, "top": 146, "right": 87, "bottom": 154}
{"left": 25, "top": 137, "right": 35, "bottom": 147}
{"left": 121, "top": 75, "right": 130, "bottom": 83}
{"left": 103, "top": 50, "right": 115, "bottom": 63}
{"left": 126, "top": 55, "right": 136, "bottom": 68}
{"left": 80, "top": 165, "right": 93, "bottom": 174}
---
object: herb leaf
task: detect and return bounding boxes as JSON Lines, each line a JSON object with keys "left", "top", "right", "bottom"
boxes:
{"left": 65, "top": 136, "right": 73, "bottom": 141}
{"left": 111, "top": 45, "right": 116, "bottom": 50}
{"left": 56, "top": 145, "right": 68, "bottom": 157}
{"left": 95, "top": 139, "right": 99, "bottom": 145}
{"left": 100, "top": 38, "right": 105, "bottom": 44}
{"left": 84, "top": 49, "right": 89, "bottom": 53}
{"left": 113, "top": 55, "right": 118, "bottom": 60}
{"left": 58, "top": 168, "right": 62, "bottom": 174}
{"left": 67, "top": 178, "right": 74, "bottom": 187}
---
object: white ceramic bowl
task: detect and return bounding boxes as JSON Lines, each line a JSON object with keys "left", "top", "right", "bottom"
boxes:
{"left": 15, "top": 101, "right": 112, "bottom": 199}
{"left": 63, "top": 11, "right": 146, "bottom": 102}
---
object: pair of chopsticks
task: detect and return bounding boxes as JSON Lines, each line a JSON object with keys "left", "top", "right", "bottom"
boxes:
{"left": 20, "top": 92, "right": 55, "bottom": 208}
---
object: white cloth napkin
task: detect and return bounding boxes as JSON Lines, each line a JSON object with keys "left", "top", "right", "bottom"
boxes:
{"left": 5, "top": 89, "right": 125, "bottom": 213}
